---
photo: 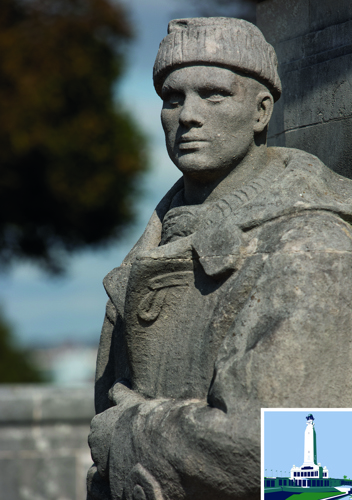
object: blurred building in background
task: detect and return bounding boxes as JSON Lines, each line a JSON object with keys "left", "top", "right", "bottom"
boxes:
{"left": 0, "top": 385, "right": 94, "bottom": 500}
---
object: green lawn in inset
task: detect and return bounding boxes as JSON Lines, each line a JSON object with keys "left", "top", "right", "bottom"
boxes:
{"left": 286, "top": 492, "right": 346, "bottom": 500}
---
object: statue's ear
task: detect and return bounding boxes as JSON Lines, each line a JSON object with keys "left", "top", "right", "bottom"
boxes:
{"left": 253, "top": 92, "right": 274, "bottom": 134}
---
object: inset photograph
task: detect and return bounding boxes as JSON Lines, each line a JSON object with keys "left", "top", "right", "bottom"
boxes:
{"left": 262, "top": 409, "right": 352, "bottom": 500}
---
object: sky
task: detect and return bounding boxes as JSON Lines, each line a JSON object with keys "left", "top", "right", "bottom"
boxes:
{"left": 0, "top": 0, "right": 254, "bottom": 349}
{"left": 0, "top": 0, "right": 202, "bottom": 348}
{"left": 264, "top": 410, "right": 352, "bottom": 480}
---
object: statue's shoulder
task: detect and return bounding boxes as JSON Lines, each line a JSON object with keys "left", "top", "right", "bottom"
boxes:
{"left": 256, "top": 209, "right": 352, "bottom": 258}
{"left": 237, "top": 147, "right": 352, "bottom": 254}
{"left": 265, "top": 146, "right": 352, "bottom": 206}
{"left": 272, "top": 146, "right": 352, "bottom": 187}
{"left": 254, "top": 147, "right": 352, "bottom": 253}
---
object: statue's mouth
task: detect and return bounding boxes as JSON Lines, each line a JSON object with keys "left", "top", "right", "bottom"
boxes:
{"left": 177, "top": 136, "right": 207, "bottom": 149}
{"left": 178, "top": 138, "right": 206, "bottom": 142}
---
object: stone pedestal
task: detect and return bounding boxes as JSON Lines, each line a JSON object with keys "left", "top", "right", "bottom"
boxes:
{"left": 0, "top": 385, "right": 94, "bottom": 500}
{"left": 257, "top": 0, "right": 352, "bottom": 178}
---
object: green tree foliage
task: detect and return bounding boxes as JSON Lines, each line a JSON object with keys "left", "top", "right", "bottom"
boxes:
{"left": 0, "top": 309, "right": 43, "bottom": 383}
{"left": 0, "top": 0, "right": 148, "bottom": 273}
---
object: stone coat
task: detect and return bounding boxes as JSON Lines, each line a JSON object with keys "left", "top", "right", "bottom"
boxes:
{"left": 88, "top": 147, "right": 352, "bottom": 500}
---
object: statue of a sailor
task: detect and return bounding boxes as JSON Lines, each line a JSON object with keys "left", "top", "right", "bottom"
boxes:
{"left": 87, "top": 18, "right": 352, "bottom": 500}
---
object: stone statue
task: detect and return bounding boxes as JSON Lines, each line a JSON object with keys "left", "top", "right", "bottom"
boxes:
{"left": 87, "top": 18, "right": 352, "bottom": 500}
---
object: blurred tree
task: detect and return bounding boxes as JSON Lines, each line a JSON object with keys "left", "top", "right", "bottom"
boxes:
{"left": 0, "top": 0, "right": 148, "bottom": 274}
{"left": 185, "top": 0, "right": 258, "bottom": 23}
{"left": 0, "top": 308, "right": 43, "bottom": 382}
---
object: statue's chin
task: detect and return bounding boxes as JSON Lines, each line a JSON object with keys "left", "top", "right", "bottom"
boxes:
{"left": 174, "top": 153, "right": 232, "bottom": 181}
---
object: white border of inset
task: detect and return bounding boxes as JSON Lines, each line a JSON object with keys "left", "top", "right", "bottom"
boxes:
{"left": 261, "top": 408, "right": 352, "bottom": 500}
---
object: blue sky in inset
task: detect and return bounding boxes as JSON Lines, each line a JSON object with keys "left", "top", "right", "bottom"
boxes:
{"left": 264, "top": 410, "right": 352, "bottom": 480}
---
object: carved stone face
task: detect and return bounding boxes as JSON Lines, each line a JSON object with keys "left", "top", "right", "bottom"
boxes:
{"left": 161, "top": 65, "right": 262, "bottom": 181}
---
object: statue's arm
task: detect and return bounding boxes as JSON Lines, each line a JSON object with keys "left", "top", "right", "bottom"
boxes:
{"left": 100, "top": 384, "right": 260, "bottom": 500}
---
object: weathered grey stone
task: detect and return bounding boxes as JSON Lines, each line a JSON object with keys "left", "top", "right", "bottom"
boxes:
{"left": 257, "top": 0, "right": 352, "bottom": 178}
{"left": 273, "top": 19, "right": 352, "bottom": 64}
{"left": 88, "top": 16, "right": 352, "bottom": 500}
{"left": 282, "top": 55, "right": 352, "bottom": 130}
{"left": 256, "top": 0, "right": 310, "bottom": 44}
{"left": 309, "top": 0, "right": 352, "bottom": 32}
{"left": 284, "top": 117, "right": 352, "bottom": 179}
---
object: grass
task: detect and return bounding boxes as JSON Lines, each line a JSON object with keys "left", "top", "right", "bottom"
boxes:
{"left": 286, "top": 493, "right": 347, "bottom": 500}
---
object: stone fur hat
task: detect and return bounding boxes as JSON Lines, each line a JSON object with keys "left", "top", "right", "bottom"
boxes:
{"left": 153, "top": 17, "right": 282, "bottom": 102}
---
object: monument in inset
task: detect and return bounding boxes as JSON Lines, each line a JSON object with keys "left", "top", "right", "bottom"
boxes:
{"left": 87, "top": 17, "right": 352, "bottom": 500}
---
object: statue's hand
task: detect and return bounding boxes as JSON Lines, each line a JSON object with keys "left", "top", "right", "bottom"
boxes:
{"left": 89, "top": 381, "right": 146, "bottom": 480}
{"left": 108, "top": 379, "right": 146, "bottom": 407}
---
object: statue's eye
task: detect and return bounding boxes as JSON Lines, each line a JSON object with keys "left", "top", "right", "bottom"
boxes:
{"left": 162, "top": 90, "right": 184, "bottom": 107}
{"left": 200, "top": 89, "right": 231, "bottom": 102}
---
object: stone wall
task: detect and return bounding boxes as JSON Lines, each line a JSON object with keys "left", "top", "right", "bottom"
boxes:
{"left": 257, "top": 0, "right": 352, "bottom": 178}
{"left": 0, "top": 385, "right": 94, "bottom": 500}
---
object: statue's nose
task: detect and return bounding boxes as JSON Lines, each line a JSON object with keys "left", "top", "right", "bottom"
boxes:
{"left": 179, "top": 95, "right": 203, "bottom": 127}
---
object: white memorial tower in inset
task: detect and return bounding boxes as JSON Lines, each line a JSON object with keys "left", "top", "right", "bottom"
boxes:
{"left": 290, "top": 414, "right": 329, "bottom": 487}
{"left": 303, "top": 414, "right": 317, "bottom": 466}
